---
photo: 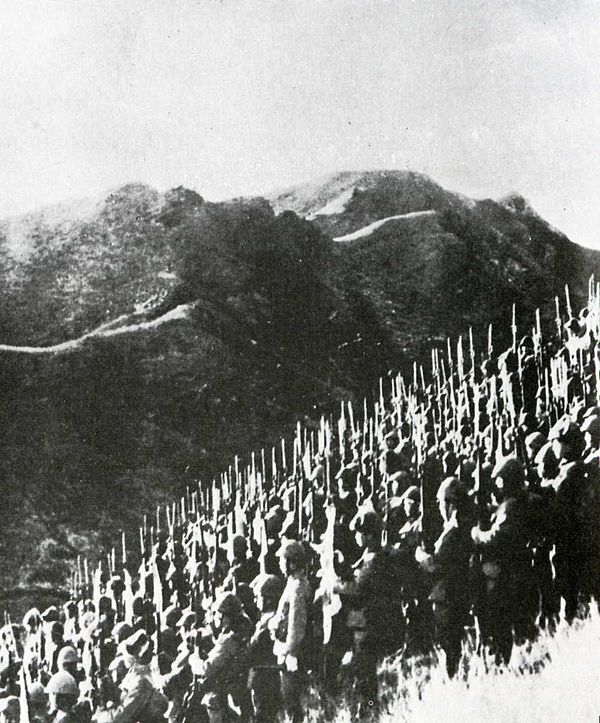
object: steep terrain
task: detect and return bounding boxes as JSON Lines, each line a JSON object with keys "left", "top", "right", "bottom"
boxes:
{"left": 0, "top": 170, "right": 598, "bottom": 607}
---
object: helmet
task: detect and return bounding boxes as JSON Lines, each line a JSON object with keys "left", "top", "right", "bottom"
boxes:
{"left": 255, "top": 574, "right": 285, "bottom": 601}
{"left": 214, "top": 592, "right": 243, "bottom": 618}
{"left": 57, "top": 646, "right": 78, "bottom": 666}
{"left": 46, "top": 670, "right": 78, "bottom": 697}
{"left": 277, "top": 540, "right": 307, "bottom": 563}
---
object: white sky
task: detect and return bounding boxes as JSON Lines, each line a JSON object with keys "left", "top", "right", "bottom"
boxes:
{"left": 1, "top": 0, "right": 599, "bottom": 248}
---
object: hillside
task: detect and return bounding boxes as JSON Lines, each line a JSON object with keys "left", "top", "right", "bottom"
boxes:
{"left": 0, "top": 170, "right": 598, "bottom": 604}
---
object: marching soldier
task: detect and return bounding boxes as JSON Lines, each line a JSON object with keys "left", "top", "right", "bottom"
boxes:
{"left": 416, "top": 477, "right": 472, "bottom": 676}
{"left": 270, "top": 541, "right": 312, "bottom": 723}
{"left": 472, "top": 457, "right": 531, "bottom": 663}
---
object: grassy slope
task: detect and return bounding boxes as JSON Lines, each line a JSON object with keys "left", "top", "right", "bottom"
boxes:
{"left": 321, "top": 608, "right": 600, "bottom": 722}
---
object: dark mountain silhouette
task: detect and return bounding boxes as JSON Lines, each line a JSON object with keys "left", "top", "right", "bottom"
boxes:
{"left": 0, "top": 170, "right": 597, "bottom": 606}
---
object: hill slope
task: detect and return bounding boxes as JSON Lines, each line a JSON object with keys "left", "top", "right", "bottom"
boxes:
{"left": 0, "top": 170, "right": 598, "bottom": 601}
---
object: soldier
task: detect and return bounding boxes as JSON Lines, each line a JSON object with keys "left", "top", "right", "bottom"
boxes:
{"left": 0, "top": 696, "right": 19, "bottom": 723}
{"left": 189, "top": 592, "right": 253, "bottom": 723}
{"left": 29, "top": 681, "right": 52, "bottom": 723}
{"left": 334, "top": 509, "right": 391, "bottom": 718}
{"left": 246, "top": 575, "right": 285, "bottom": 722}
{"left": 46, "top": 670, "right": 89, "bottom": 723}
{"left": 270, "top": 541, "right": 312, "bottom": 723}
{"left": 416, "top": 477, "right": 472, "bottom": 676}
{"left": 472, "top": 457, "right": 531, "bottom": 663}
{"left": 549, "top": 419, "right": 596, "bottom": 621}
{"left": 225, "top": 536, "right": 260, "bottom": 587}
{"left": 112, "top": 632, "right": 168, "bottom": 722}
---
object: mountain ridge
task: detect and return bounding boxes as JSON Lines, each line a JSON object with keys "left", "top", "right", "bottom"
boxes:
{"left": 0, "top": 169, "right": 598, "bottom": 608}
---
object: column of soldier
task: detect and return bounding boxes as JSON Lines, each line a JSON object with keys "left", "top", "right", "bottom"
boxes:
{"left": 0, "top": 281, "right": 598, "bottom": 723}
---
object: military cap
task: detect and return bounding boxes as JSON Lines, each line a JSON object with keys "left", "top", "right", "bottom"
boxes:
{"left": 57, "top": 646, "right": 78, "bottom": 666}
{"left": 46, "top": 671, "right": 78, "bottom": 697}
{"left": 213, "top": 592, "right": 243, "bottom": 618}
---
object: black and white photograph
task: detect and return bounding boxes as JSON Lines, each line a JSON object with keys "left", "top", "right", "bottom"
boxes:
{"left": 0, "top": 1, "right": 599, "bottom": 721}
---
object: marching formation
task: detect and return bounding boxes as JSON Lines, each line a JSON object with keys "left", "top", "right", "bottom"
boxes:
{"left": 0, "top": 281, "right": 599, "bottom": 722}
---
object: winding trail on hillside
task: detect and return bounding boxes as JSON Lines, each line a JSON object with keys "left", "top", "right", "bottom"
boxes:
{"left": 0, "top": 302, "right": 196, "bottom": 354}
{"left": 333, "top": 209, "right": 437, "bottom": 242}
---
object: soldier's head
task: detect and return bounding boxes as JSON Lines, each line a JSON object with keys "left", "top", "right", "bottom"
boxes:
{"left": 50, "top": 621, "right": 64, "bottom": 645}
{"left": 254, "top": 574, "right": 285, "bottom": 613}
{"left": 108, "top": 655, "right": 129, "bottom": 686}
{"left": 164, "top": 604, "right": 183, "bottom": 629}
{"left": 212, "top": 592, "right": 243, "bottom": 633}
{"left": 28, "top": 682, "right": 47, "bottom": 717}
{"left": 581, "top": 414, "right": 600, "bottom": 448}
{"left": 525, "top": 431, "right": 546, "bottom": 462}
{"left": 385, "top": 430, "right": 400, "bottom": 450}
{"left": 491, "top": 457, "right": 524, "bottom": 500}
{"left": 352, "top": 509, "right": 383, "bottom": 550}
{"left": 401, "top": 486, "right": 420, "bottom": 521}
{"left": 123, "top": 630, "right": 154, "bottom": 667}
{"left": 0, "top": 696, "right": 19, "bottom": 723}
{"left": 112, "top": 621, "right": 132, "bottom": 645}
{"left": 549, "top": 419, "right": 585, "bottom": 462}
{"left": 534, "top": 442, "right": 559, "bottom": 481}
{"left": 277, "top": 540, "right": 307, "bottom": 577}
{"left": 46, "top": 671, "right": 78, "bottom": 714}
{"left": 436, "top": 476, "right": 467, "bottom": 522}
{"left": 232, "top": 534, "right": 248, "bottom": 561}
{"left": 57, "top": 646, "right": 79, "bottom": 677}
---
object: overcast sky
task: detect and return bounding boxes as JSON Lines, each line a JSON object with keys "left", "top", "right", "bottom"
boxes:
{"left": 1, "top": 0, "right": 599, "bottom": 248}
